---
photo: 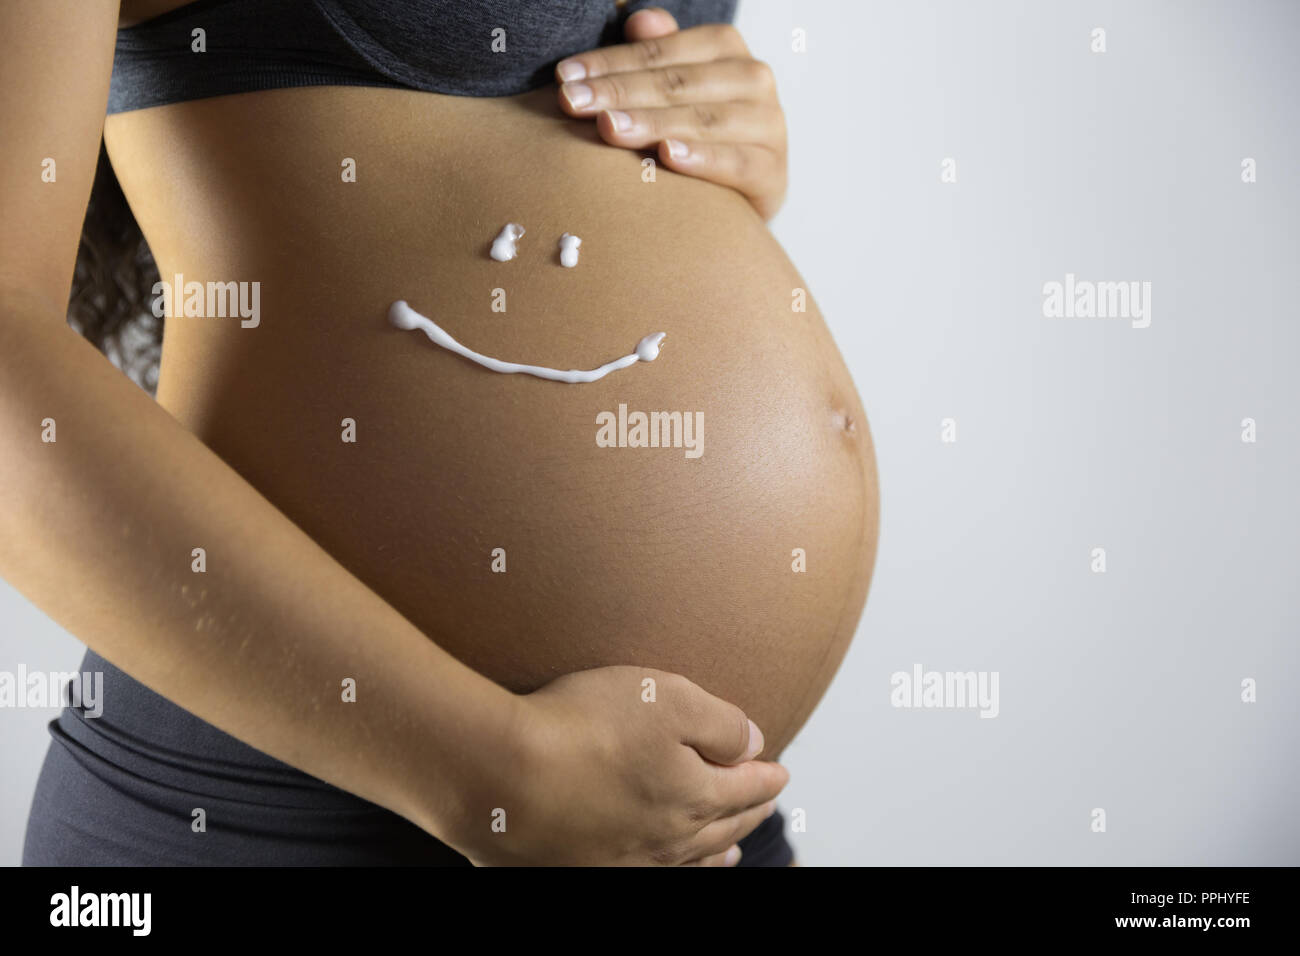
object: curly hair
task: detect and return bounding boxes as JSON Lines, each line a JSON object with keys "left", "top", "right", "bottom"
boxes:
{"left": 67, "top": 140, "right": 162, "bottom": 396}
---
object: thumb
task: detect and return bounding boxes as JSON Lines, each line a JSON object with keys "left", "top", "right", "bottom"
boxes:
{"left": 624, "top": 6, "right": 679, "bottom": 41}
{"left": 675, "top": 683, "right": 765, "bottom": 765}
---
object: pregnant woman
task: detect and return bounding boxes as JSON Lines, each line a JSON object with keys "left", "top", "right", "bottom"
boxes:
{"left": 3, "top": 0, "right": 878, "bottom": 866}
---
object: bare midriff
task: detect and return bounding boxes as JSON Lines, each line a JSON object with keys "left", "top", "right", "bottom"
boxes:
{"left": 104, "top": 83, "right": 879, "bottom": 757}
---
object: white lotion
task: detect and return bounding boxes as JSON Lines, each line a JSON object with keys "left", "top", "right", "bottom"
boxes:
{"left": 490, "top": 223, "right": 525, "bottom": 261}
{"left": 559, "top": 232, "right": 582, "bottom": 268}
{"left": 389, "top": 300, "right": 665, "bottom": 384}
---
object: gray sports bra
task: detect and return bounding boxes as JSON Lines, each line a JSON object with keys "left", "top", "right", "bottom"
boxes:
{"left": 108, "top": 0, "right": 740, "bottom": 113}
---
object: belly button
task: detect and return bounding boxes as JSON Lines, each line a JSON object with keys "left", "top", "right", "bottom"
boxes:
{"left": 831, "top": 408, "right": 857, "bottom": 435}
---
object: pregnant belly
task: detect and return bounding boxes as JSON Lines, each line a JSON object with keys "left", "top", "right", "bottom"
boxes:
{"left": 106, "top": 86, "right": 879, "bottom": 756}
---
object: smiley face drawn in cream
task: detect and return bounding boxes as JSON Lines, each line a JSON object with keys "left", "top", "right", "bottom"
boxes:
{"left": 558, "top": 233, "right": 582, "bottom": 268}
{"left": 489, "top": 223, "right": 525, "bottom": 261}
{"left": 389, "top": 300, "right": 665, "bottom": 384}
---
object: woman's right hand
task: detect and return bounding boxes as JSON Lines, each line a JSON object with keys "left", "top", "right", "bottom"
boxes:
{"left": 445, "top": 666, "right": 788, "bottom": 866}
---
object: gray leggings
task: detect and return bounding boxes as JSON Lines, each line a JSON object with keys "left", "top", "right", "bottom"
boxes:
{"left": 23, "top": 648, "right": 792, "bottom": 866}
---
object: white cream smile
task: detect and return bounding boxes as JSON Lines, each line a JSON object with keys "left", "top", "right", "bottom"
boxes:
{"left": 389, "top": 300, "right": 665, "bottom": 384}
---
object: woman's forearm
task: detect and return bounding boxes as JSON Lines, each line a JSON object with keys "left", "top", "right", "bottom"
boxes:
{"left": 0, "top": 293, "right": 516, "bottom": 844}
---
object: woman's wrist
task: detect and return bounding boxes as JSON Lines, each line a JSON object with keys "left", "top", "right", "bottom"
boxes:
{"left": 394, "top": 660, "right": 530, "bottom": 853}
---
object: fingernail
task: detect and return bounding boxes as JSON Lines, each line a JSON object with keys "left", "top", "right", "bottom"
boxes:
{"left": 724, "top": 845, "right": 742, "bottom": 866}
{"left": 763, "top": 800, "right": 777, "bottom": 817}
{"left": 563, "top": 82, "right": 593, "bottom": 109}
{"left": 745, "top": 719, "right": 764, "bottom": 759}
{"left": 606, "top": 109, "right": 633, "bottom": 132}
{"left": 556, "top": 59, "right": 586, "bottom": 82}
{"left": 666, "top": 138, "right": 689, "bottom": 160}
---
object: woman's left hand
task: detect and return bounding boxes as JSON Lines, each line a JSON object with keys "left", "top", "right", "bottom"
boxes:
{"left": 555, "top": 7, "right": 787, "bottom": 221}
